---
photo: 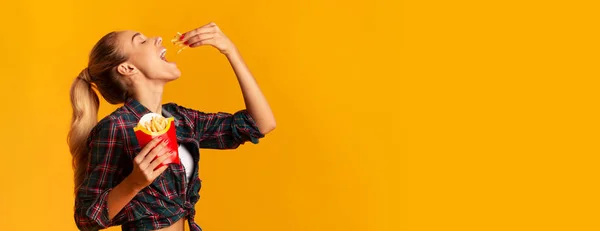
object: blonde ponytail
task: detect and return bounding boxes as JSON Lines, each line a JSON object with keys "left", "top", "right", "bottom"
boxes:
{"left": 67, "top": 68, "right": 100, "bottom": 194}
{"left": 67, "top": 31, "right": 130, "bottom": 194}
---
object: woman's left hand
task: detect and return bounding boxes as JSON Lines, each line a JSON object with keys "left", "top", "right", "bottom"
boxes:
{"left": 180, "top": 22, "right": 237, "bottom": 55}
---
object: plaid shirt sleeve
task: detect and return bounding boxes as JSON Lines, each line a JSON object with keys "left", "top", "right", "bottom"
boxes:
{"left": 74, "top": 118, "right": 131, "bottom": 231}
{"left": 175, "top": 104, "right": 265, "bottom": 149}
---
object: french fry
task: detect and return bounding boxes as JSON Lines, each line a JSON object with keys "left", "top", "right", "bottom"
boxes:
{"left": 161, "top": 118, "right": 167, "bottom": 130}
{"left": 151, "top": 118, "right": 158, "bottom": 132}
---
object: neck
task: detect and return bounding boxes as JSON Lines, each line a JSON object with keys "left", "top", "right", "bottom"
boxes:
{"left": 134, "top": 84, "right": 164, "bottom": 115}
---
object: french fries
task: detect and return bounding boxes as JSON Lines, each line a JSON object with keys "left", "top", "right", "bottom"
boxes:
{"left": 133, "top": 113, "right": 181, "bottom": 169}
{"left": 142, "top": 116, "right": 169, "bottom": 133}
{"left": 170, "top": 32, "right": 187, "bottom": 54}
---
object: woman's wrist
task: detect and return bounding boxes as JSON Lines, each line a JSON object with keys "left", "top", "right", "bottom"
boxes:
{"left": 121, "top": 175, "right": 144, "bottom": 193}
{"left": 224, "top": 46, "right": 240, "bottom": 59}
{"left": 106, "top": 175, "right": 143, "bottom": 220}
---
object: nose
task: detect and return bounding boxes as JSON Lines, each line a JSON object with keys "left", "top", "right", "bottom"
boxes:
{"left": 155, "top": 37, "right": 163, "bottom": 46}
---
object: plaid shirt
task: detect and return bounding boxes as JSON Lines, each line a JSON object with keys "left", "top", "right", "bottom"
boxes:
{"left": 75, "top": 97, "right": 264, "bottom": 231}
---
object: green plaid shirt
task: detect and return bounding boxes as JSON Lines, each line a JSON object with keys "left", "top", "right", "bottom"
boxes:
{"left": 75, "top": 97, "right": 264, "bottom": 231}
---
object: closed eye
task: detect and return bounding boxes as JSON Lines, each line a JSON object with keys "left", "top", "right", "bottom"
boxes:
{"left": 131, "top": 32, "right": 148, "bottom": 45}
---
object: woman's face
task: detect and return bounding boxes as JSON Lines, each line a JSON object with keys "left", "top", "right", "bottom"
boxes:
{"left": 117, "top": 30, "right": 181, "bottom": 82}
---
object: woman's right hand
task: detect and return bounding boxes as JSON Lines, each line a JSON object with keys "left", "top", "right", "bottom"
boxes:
{"left": 126, "top": 137, "right": 173, "bottom": 191}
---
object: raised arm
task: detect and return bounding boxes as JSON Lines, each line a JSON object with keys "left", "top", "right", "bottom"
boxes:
{"left": 181, "top": 22, "right": 276, "bottom": 135}
{"left": 226, "top": 48, "right": 276, "bottom": 134}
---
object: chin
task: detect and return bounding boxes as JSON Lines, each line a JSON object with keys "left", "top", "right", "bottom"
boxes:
{"left": 171, "top": 69, "right": 182, "bottom": 79}
{"left": 163, "top": 65, "right": 181, "bottom": 80}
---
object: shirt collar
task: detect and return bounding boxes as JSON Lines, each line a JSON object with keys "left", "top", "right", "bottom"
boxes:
{"left": 124, "top": 97, "right": 151, "bottom": 120}
{"left": 124, "top": 97, "right": 172, "bottom": 120}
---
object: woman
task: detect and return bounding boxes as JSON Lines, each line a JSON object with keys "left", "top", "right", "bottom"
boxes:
{"left": 67, "top": 22, "right": 276, "bottom": 231}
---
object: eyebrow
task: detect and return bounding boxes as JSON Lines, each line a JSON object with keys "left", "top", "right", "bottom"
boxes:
{"left": 131, "top": 32, "right": 141, "bottom": 44}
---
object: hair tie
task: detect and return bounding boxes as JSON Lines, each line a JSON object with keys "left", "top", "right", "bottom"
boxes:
{"left": 78, "top": 68, "right": 92, "bottom": 84}
{"left": 78, "top": 76, "right": 90, "bottom": 84}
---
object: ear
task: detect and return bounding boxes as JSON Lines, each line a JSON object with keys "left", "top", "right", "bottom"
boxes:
{"left": 117, "top": 62, "right": 139, "bottom": 76}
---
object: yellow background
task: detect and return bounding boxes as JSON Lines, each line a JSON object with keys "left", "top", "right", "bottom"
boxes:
{"left": 0, "top": 0, "right": 598, "bottom": 230}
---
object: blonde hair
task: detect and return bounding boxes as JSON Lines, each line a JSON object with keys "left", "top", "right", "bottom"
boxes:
{"left": 67, "top": 32, "right": 131, "bottom": 194}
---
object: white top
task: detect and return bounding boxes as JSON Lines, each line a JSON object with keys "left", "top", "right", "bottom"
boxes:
{"left": 178, "top": 144, "right": 195, "bottom": 183}
{"left": 161, "top": 110, "right": 196, "bottom": 183}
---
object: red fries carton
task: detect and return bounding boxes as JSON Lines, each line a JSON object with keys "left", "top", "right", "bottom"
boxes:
{"left": 133, "top": 113, "right": 180, "bottom": 170}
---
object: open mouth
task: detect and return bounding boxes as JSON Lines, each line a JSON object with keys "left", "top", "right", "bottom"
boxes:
{"left": 159, "top": 48, "right": 168, "bottom": 62}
